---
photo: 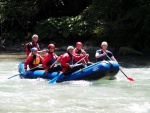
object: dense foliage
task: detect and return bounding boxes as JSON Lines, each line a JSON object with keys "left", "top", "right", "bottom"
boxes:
{"left": 83, "top": 0, "right": 150, "bottom": 53}
{"left": 0, "top": 0, "right": 150, "bottom": 54}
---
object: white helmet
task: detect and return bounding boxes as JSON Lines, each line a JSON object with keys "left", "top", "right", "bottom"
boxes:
{"left": 32, "top": 34, "right": 38, "bottom": 39}
{"left": 67, "top": 46, "right": 74, "bottom": 51}
{"left": 101, "top": 41, "right": 108, "bottom": 46}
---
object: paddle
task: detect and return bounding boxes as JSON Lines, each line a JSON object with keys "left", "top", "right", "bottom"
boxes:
{"left": 33, "top": 57, "right": 61, "bottom": 81}
{"left": 74, "top": 54, "right": 88, "bottom": 65}
{"left": 48, "top": 55, "right": 88, "bottom": 84}
{"left": 48, "top": 72, "right": 62, "bottom": 84}
{"left": 29, "top": 64, "right": 42, "bottom": 71}
{"left": 7, "top": 64, "right": 43, "bottom": 79}
{"left": 49, "top": 57, "right": 60, "bottom": 68}
{"left": 119, "top": 68, "right": 134, "bottom": 81}
{"left": 7, "top": 74, "right": 21, "bottom": 79}
{"left": 40, "top": 57, "right": 60, "bottom": 83}
{"left": 106, "top": 54, "right": 134, "bottom": 82}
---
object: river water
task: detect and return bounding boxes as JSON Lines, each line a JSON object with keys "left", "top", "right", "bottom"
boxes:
{"left": 0, "top": 52, "right": 150, "bottom": 113}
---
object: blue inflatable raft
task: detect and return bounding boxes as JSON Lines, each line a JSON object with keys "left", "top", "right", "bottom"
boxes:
{"left": 18, "top": 61, "right": 119, "bottom": 82}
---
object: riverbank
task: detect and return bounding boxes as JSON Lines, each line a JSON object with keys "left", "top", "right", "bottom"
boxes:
{"left": 0, "top": 43, "right": 101, "bottom": 53}
{"left": 0, "top": 47, "right": 150, "bottom": 68}
{"left": 0, "top": 43, "right": 150, "bottom": 56}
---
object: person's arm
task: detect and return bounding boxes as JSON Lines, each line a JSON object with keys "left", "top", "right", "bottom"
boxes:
{"left": 37, "top": 43, "right": 47, "bottom": 54}
{"left": 60, "top": 55, "right": 69, "bottom": 67}
{"left": 107, "top": 51, "right": 117, "bottom": 62}
{"left": 37, "top": 49, "right": 47, "bottom": 54}
{"left": 28, "top": 52, "right": 32, "bottom": 57}
{"left": 111, "top": 56, "right": 117, "bottom": 62}
{"left": 42, "top": 53, "right": 51, "bottom": 72}
{"left": 39, "top": 55, "right": 43, "bottom": 63}
{"left": 37, "top": 43, "right": 40, "bottom": 50}
{"left": 27, "top": 43, "right": 32, "bottom": 51}
{"left": 74, "top": 54, "right": 89, "bottom": 64}
{"left": 54, "top": 53, "right": 59, "bottom": 60}
{"left": 24, "top": 56, "right": 32, "bottom": 71}
{"left": 72, "top": 49, "right": 77, "bottom": 55}
{"left": 80, "top": 50, "right": 89, "bottom": 62}
{"left": 95, "top": 51, "right": 106, "bottom": 58}
{"left": 81, "top": 50, "right": 87, "bottom": 56}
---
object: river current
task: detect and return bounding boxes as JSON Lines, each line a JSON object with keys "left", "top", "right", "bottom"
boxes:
{"left": 0, "top": 52, "right": 150, "bottom": 113}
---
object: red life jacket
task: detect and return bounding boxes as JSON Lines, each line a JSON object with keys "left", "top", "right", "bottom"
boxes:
{"left": 60, "top": 52, "right": 83, "bottom": 73}
{"left": 24, "top": 54, "right": 43, "bottom": 69}
{"left": 42, "top": 52, "right": 59, "bottom": 69}
{"left": 24, "top": 42, "right": 40, "bottom": 56}
{"left": 73, "top": 48, "right": 89, "bottom": 63}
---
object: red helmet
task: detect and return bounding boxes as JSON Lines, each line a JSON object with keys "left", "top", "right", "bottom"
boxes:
{"left": 48, "top": 44, "right": 55, "bottom": 49}
{"left": 76, "top": 42, "right": 82, "bottom": 46}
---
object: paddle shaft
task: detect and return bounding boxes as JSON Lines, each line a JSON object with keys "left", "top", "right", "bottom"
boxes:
{"left": 105, "top": 54, "right": 134, "bottom": 81}
{"left": 47, "top": 57, "right": 61, "bottom": 84}
{"left": 50, "top": 57, "right": 60, "bottom": 68}
{"left": 48, "top": 72, "right": 62, "bottom": 84}
{"left": 29, "top": 64, "right": 42, "bottom": 71}
{"left": 28, "top": 57, "right": 60, "bottom": 71}
{"left": 8, "top": 63, "right": 42, "bottom": 79}
{"left": 74, "top": 55, "right": 88, "bottom": 65}
{"left": 119, "top": 68, "right": 129, "bottom": 78}
{"left": 48, "top": 55, "right": 87, "bottom": 84}
{"left": 105, "top": 54, "right": 127, "bottom": 77}
{"left": 8, "top": 57, "right": 60, "bottom": 80}
{"left": 7, "top": 74, "right": 20, "bottom": 79}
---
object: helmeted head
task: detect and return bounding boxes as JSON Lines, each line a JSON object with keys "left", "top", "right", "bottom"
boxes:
{"left": 101, "top": 41, "right": 108, "bottom": 46}
{"left": 31, "top": 47, "right": 38, "bottom": 52}
{"left": 76, "top": 42, "right": 82, "bottom": 50}
{"left": 48, "top": 44, "right": 55, "bottom": 49}
{"left": 101, "top": 41, "right": 108, "bottom": 50}
{"left": 48, "top": 44, "right": 55, "bottom": 52}
{"left": 76, "top": 42, "right": 82, "bottom": 46}
{"left": 67, "top": 46, "right": 74, "bottom": 54}
{"left": 32, "top": 34, "right": 38, "bottom": 43}
{"left": 31, "top": 47, "right": 38, "bottom": 55}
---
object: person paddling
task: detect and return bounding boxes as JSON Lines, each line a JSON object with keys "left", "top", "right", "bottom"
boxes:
{"left": 95, "top": 41, "right": 135, "bottom": 82}
{"left": 73, "top": 42, "right": 93, "bottom": 65}
{"left": 24, "top": 34, "right": 46, "bottom": 57}
{"left": 24, "top": 47, "right": 43, "bottom": 72}
{"left": 60, "top": 46, "right": 85, "bottom": 75}
{"left": 42, "top": 44, "right": 61, "bottom": 73}
{"left": 95, "top": 41, "right": 117, "bottom": 62}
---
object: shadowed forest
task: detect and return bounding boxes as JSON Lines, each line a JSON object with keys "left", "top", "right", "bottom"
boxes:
{"left": 0, "top": 0, "right": 150, "bottom": 55}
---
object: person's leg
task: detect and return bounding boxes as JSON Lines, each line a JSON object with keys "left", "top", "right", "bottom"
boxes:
{"left": 64, "top": 64, "right": 84, "bottom": 75}
{"left": 48, "top": 65, "right": 62, "bottom": 72}
{"left": 56, "top": 65, "right": 62, "bottom": 71}
{"left": 87, "top": 62, "right": 94, "bottom": 66}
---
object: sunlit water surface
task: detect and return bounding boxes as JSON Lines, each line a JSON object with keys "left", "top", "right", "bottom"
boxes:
{"left": 0, "top": 52, "right": 150, "bottom": 113}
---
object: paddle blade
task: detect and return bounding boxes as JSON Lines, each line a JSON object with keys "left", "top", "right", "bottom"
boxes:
{"left": 48, "top": 76, "right": 59, "bottom": 84}
{"left": 127, "top": 77, "right": 134, "bottom": 82}
{"left": 48, "top": 74, "right": 62, "bottom": 84}
{"left": 48, "top": 72, "right": 62, "bottom": 84}
{"left": 8, "top": 74, "right": 20, "bottom": 79}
